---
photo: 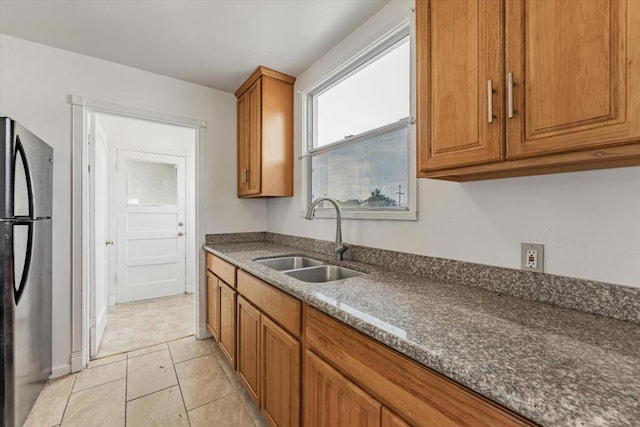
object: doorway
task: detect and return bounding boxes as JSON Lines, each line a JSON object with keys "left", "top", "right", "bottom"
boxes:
{"left": 89, "top": 112, "right": 198, "bottom": 358}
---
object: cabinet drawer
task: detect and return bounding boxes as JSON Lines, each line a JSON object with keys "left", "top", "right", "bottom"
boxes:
{"left": 237, "top": 270, "right": 301, "bottom": 338}
{"left": 207, "top": 253, "right": 237, "bottom": 288}
{"left": 305, "top": 307, "right": 534, "bottom": 427}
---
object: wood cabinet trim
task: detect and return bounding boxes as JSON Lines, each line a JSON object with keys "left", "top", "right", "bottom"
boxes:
{"left": 235, "top": 65, "right": 296, "bottom": 99}
{"left": 418, "top": 140, "right": 640, "bottom": 181}
{"left": 209, "top": 254, "right": 237, "bottom": 288}
{"left": 305, "top": 306, "right": 534, "bottom": 427}
{"left": 237, "top": 270, "right": 301, "bottom": 337}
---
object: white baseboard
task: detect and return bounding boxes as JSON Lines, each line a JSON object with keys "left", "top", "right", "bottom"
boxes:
{"left": 50, "top": 364, "right": 71, "bottom": 378}
{"left": 71, "top": 351, "right": 84, "bottom": 373}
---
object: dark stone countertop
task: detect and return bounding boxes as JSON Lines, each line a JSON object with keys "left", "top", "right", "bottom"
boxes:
{"left": 204, "top": 242, "right": 640, "bottom": 426}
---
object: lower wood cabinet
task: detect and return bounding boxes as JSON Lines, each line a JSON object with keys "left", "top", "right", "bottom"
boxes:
{"left": 237, "top": 296, "right": 260, "bottom": 402}
{"left": 261, "top": 315, "right": 300, "bottom": 427}
{"left": 206, "top": 255, "right": 533, "bottom": 427}
{"left": 304, "top": 350, "right": 381, "bottom": 427}
{"left": 233, "top": 272, "right": 301, "bottom": 427}
{"left": 206, "top": 272, "right": 220, "bottom": 340}
{"left": 381, "top": 409, "right": 410, "bottom": 427}
{"left": 218, "top": 280, "right": 237, "bottom": 368}
{"left": 305, "top": 307, "right": 533, "bottom": 427}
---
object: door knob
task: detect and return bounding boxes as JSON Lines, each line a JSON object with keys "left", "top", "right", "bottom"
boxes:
{"left": 178, "top": 222, "right": 184, "bottom": 226}
{"left": 105, "top": 240, "right": 114, "bottom": 246}
{"left": 178, "top": 232, "right": 184, "bottom": 237}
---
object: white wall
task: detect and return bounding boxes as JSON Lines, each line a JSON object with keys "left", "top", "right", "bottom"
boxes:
{"left": 267, "top": 0, "right": 640, "bottom": 288}
{"left": 0, "top": 34, "right": 266, "bottom": 373}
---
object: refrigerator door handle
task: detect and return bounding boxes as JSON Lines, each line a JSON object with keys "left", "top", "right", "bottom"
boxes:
{"left": 14, "top": 136, "right": 35, "bottom": 219}
{"left": 13, "top": 221, "right": 34, "bottom": 306}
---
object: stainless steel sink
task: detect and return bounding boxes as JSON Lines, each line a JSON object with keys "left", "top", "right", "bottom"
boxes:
{"left": 255, "top": 256, "right": 325, "bottom": 271}
{"left": 284, "top": 265, "right": 364, "bottom": 283}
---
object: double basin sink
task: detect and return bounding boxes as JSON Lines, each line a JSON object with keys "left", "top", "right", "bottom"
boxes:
{"left": 254, "top": 256, "right": 363, "bottom": 283}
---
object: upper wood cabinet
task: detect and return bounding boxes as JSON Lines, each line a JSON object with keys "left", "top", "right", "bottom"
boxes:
{"left": 417, "top": 0, "right": 505, "bottom": 170}
{"left": 417, "top": 0, "right": 640, "bottom": 181}
{"left": 235, "top": 66, "right": 295, "bottom": 197}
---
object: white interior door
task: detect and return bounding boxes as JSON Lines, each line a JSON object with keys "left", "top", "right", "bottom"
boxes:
{"left": 116, "top": 149, "right": 186, "bottom": 303}
{"left": 90, "top": 116, "right": 109, "bottom": 357}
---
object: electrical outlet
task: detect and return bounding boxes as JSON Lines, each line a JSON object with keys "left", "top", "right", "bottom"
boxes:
{"left": 521, "top": 243, "right": 544, "bottom": 272}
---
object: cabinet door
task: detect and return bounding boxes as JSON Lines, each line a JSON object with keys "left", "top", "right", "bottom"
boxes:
{"left": 218, "top": 280, "right": 237, "bottom": 368}
{"left": 417, "top": 0, "right": 504, "bottom": 172}
{"left": 304, "top": 351, "right": 381, "bottom": 427}
{"left": 506, "top": 0, "right": 640, "bottom": 158}
{"left": 237, "top": 296, "right": 261, "bottom": 403}
{"left": 381, "top": 408, "right": 410, "bottom": 427}
{"left": 237, "top": 90, "right": 249, "bottom": 195}
{"left": 206, "top": 272, "right": 220, "bottom": 341}
{"left": 245, "top": 79, "right": 262, "bottom": 195}
{"left": 261, "top": 316, "right": 300, "bottom": 427}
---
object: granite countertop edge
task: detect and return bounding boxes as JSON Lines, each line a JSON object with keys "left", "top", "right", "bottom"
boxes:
{"left": 203, "top": 243, "right": 639, "bottom": 426}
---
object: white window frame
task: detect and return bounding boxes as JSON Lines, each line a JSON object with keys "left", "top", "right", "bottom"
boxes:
{"left": 300, "top": 19, "right": 417, "bottom": 221}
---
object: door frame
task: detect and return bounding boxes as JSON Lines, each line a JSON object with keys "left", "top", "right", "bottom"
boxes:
{"left": 70, "top": 95, "right": 208, "bottom": 372}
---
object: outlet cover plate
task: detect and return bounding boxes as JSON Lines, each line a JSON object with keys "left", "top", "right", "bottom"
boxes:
{"left": 521, "top": 243, "right": 544, "bottom": 272}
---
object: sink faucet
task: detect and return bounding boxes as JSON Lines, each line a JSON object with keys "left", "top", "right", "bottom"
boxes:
{"left": 305, "top": 197, "right": 349, "bottom": 261}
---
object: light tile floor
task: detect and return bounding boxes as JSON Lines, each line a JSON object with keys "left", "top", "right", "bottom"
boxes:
{"left": 97, "top": 294, "right": 195, "bottom": 357}
{"left": 24, "top": 336, "right": 267, "bottom": 427}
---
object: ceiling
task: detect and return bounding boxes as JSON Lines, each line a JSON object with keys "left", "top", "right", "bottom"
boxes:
{"left": 0, "top": 0, "right": 390, "bottom": 93}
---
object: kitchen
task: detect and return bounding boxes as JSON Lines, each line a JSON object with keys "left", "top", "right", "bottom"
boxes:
{"left": 1, "top": 0, "right": 639, "bottom": 426}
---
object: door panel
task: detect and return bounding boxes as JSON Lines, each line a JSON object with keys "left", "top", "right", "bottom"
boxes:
{"left": 506, "top": 0, "right": 640, "bottom": 158}
{"left": 206, "top": 272, "right": 220, "bottom": 340}
{"left": 237, "top": 296, "right": 261, "bottom": 403}
{"left": 11, "top": 219, "right": 52, "bottom": 427}
{"left": 304, "top": 350, "right": 381, "bottom": 427}
{"left": 261, "top": 315, "right": 300, "bottom": 427}
{"left": 246, "top": 80, "right": 262, "bottom": 195}
{"left": 417, "top": 0, "right": 504, "bottom": 171}
{"left": 116, "top": 150, "right": 186, "bottom": 303}
{"left": 219, "top": 280, "right": 237, "bottom": 367}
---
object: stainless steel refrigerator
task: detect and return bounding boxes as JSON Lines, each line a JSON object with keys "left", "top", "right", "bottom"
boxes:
{"left": 1, "top": 117, "right": 53, "bottom": 427}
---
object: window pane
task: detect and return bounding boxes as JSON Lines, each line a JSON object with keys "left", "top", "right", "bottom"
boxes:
{"left": 312, "top": 127, "right": 408, "bottom": 209}
{"left": 127, "top": 160, "right": 176, "bottom": 205}
{"left": 316, "top": 37, "right": 410, "bottom": 147}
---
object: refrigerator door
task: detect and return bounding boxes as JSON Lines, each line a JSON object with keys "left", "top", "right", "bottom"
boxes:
{"left": 0, "top": 118, "right": 53, "bottom": 220}
{"left": 1, "top": 220, "right": 16, "bottom": 427}
{"left": 3, "top": 218, "right": 52, "bottom": 427}
{"left": 1, "top": 117, "right": 12, "bottom": 219}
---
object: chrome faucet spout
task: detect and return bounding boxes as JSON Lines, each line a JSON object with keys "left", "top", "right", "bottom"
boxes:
{"left": 305, "top": 197, "right": 349, "bottom": 261}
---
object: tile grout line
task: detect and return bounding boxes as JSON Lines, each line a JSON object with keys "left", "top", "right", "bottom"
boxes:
{"left": 167, "top": 341, "right": 192, "bottom": 427}
{"left": 58, "top": 373, "right": 78, "bottom": 426}
{"left": 127, "top": 345, "right": 168, "bottom": 360}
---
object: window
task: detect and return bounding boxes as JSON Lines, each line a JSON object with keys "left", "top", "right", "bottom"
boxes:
{"left": 304, "top": 23, "right": 415, "bottom": 219}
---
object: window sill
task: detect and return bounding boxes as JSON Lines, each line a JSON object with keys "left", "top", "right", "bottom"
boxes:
{"left": 299, "top": 208, "right": 417, "bottom": 221}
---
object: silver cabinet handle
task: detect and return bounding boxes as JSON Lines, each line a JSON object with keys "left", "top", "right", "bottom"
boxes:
{"left": 487, "top": 80, "right": 495, "bottom": 124}
{"left": 241, "top": 168, "right": 248, "bottom": 183}
{"left": 507, "top": 72, "right": 515, "bottom": 119}
{"left": 105, "top": 240, "right": 114, "bottom": 246}
{"left": 178, "top": 232, "right": 184, "bottom": 237}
